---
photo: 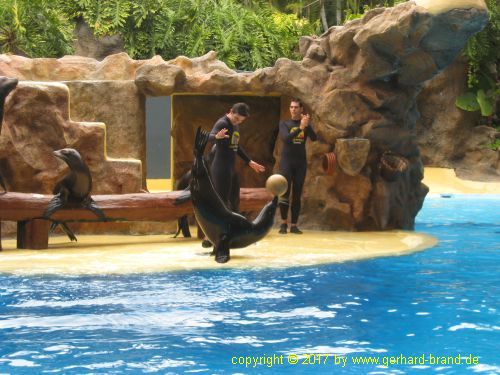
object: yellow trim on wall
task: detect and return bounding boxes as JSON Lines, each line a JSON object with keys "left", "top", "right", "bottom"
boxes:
{"left": 146, "top": 179, "right": 172, "bottom": 192}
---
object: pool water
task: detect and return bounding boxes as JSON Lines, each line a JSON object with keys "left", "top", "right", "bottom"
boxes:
{"left": 0, "top": 195, "right": 498, "bottom": 374}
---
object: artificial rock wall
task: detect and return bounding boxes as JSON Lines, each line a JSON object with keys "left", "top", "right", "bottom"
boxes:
{"left": 0, "top": 0, "right": 490, "bottom": 232}
{"left": 416, "top": 58, "right": 499, "bottom": 180}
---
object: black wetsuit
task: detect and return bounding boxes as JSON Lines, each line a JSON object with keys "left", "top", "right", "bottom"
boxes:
{"left": 209, "top": 115, "right": 251, "bottom": 212}
{"left": 278, "top": 119, "right": 317, "bottom": 224}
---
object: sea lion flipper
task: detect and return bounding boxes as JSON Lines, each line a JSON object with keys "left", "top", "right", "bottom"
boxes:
{"left": 43, "top": 194, "right": 65, "bottom": 219}
{"left": 49, "top": 221, "right": 59, "bottom": 233}
{"left": 194, "top": 127, "right": 211, "bottom": 157}
{"left": 59, "top": 222, "right": 78, "bottom": 242}
{"left": 180, "top": 217, "right": 192, "bottom": 238}
{"left": 173, "top": 172, "right": 192, "bottom": 237}
{"left": 173, "top": 226, "right": 181, "bottom": 238}
{"left": 50, "top": 221, "right": 77, "bottom": 242}
{"left": 83, "top": 197, "right": 106, "bottom": 220}
{"left": 173, "top": 216, "right": 191, "bottom": 238}
{"left": 174, "top": 189, "right": 191, "bottom": 205}
{"left": 214, "top": 234, "right": 230, "bottom": 263}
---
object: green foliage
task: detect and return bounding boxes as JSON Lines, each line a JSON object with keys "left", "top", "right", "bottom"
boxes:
{"left": 0, "top": 0, "right": 317, "bottom": 70}
{"left": 486, "top": 139, "right": 500, "bottom": 151}
{"left": 343, "top": 0, "right": 407, "bottom": 24}
{"left": 55, "top": 0, "right": 318, "bottom": 70}
{"left": 477, "top": 89, "right": 494, "bottom": 116}
{"left": 456, "top": 88, "right": 499, "bottom": 117}
{"left": 465, "top": 0, "right": 499, "bottom": 87}
{"left": 344, "top": 4, "right": 370, "bottom": 22}
{"left": 0, "top": 0, "right": 74, "bottom": 57}
{"left": 266, "top": 1, "right": 407, "bottom": 28}
{"left": 460, "top": 0, "right": 499, "bottom": 119}
{"left": 456, "top": 92, "right": 482, "bottom": 112}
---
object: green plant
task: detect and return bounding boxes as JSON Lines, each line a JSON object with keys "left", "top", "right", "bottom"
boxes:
{"left": 0, "top": 0, "right": 73, "bottom": 57}
{"left": 0, "top": 0, "right": 318, "bottom": 70}
{"left": 485, "top": 139, "right": 500, "bottom": 151}
{"left": 56, "top": 0, "right": 318, "bottom": 71}
{"left": 457, "top": 0, "right": 499, "bottom": 119}
{"left": 456, "top": 87, "right": 500, "bottom": 117}
{"left": 344, "top": 4, "right": 369, "bottom": 22}
{"left": 343, "top": 0, "right": 407, "bottom": 24}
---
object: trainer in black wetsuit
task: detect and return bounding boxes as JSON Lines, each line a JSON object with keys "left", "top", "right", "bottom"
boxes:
{"left": 201, "top": 102, "right": 265, "bottom": 247}
{"left": 209, "top": 114, "right": 249, "bottom": 212}
{"left": 278, "top": 99, "right": 317, "bottom": 234}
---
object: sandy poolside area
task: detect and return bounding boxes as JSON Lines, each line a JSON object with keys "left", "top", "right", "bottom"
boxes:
{"left": 0, "top": 168, "right": 496, "bottom": 275}
{"left": 423, "top": 168, "right": 499, "bottom": 194}
{"left": 0, "top": 231, "right": 437, "bottom": 275}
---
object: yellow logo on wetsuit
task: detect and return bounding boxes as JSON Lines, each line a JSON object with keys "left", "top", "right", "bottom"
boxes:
{"left": 290, "top": 127, "right": 305, "bottom": 144}
{"left": 230, "top": 131, "right": 240, "bottom": 150}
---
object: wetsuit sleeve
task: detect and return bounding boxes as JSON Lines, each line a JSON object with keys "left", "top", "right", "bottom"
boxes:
{"left": 279, "top": 120, "right": 301, "bottom": 141}
{"left": 237, "top": 145, "right": 251, "bottom": 164}
{"left": 306, "top": 124, "right": 317, "bottom": 141}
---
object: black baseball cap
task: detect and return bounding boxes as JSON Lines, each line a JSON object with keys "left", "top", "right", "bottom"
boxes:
{"left": 231, "top": 102, "right": 250, "bottom": 117}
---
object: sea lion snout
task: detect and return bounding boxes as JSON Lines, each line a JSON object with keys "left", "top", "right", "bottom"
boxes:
{"left": 53, "top": 149, "right": 64, "bottom": 159}
{"left": 0, "top": 76, "right": 18, "bottom": 94}
{"left": 53, "top": 148, "right": 83, "bottom": 164}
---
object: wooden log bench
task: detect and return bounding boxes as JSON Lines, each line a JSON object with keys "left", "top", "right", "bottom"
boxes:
{"left": 0, "top": 188, "right": 272, "bottom": 250}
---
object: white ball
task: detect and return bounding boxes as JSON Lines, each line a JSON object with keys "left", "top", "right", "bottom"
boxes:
{"left": 265, "top": 174, "right": 288, "bottom": 197}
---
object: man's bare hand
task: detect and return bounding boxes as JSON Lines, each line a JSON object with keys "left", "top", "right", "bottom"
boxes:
{"left": 299, "top": 114, "right": 310, "bottom": 130}
{"left": 249, "top": 160, "right": 265, "bottom": 173}
{"left": 215, "top": 128, "right": 229, "bottom": 139}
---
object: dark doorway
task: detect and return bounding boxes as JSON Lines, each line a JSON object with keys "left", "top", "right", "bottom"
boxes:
{"left": 145, "top": 96, "right": 171, "bottom": 190}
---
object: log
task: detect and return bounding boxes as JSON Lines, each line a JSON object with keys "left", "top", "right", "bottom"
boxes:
{"left": 0, "top": 189, "right": 272, "bottom": 222}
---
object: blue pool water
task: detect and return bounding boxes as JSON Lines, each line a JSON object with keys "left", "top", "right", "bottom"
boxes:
{"left": 0, "top": 195, "right": 499, "bottom": 374}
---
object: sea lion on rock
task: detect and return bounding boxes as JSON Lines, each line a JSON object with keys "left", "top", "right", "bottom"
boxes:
{"left": 190, "top": 127, "right": 284, "bottom": 263}
{"left": 43, "top": 148, "right": 105, "bottom": 241}
{"left": 0, "top": 76, "right": 18, "bottom": 193}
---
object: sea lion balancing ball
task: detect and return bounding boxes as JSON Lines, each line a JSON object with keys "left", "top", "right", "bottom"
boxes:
{"left": 265, "top": 174, "right": 288, "bottom": 197}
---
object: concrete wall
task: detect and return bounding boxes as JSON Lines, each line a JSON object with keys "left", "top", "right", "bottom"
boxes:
{"left": 66, "top": 80, "right": 147, "bottom": 186}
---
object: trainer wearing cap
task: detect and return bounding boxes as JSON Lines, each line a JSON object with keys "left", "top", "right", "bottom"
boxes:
{"left": 201, "top": 102, "right": 266, "bottom": 248}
